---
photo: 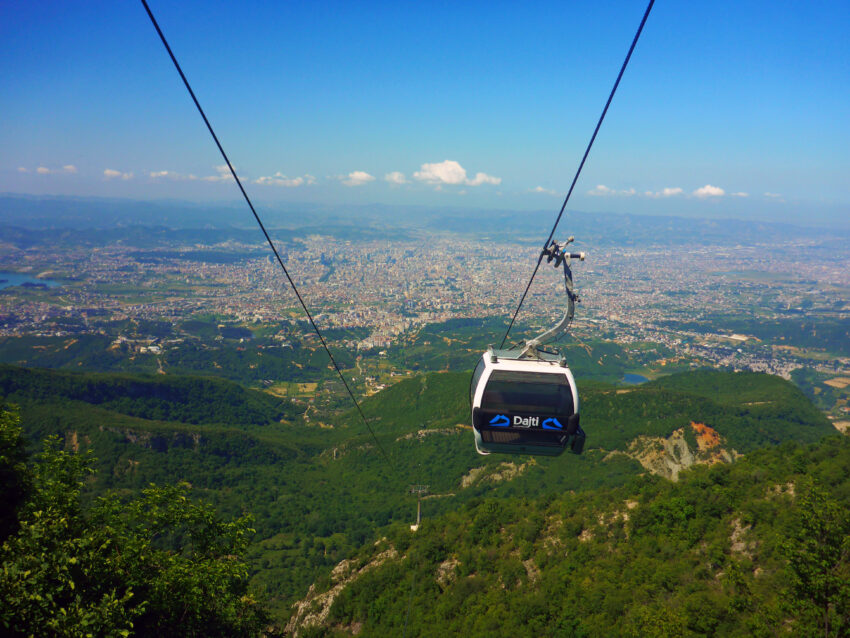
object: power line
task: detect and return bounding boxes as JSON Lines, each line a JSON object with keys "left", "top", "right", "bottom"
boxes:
{"left": 140, "top": 0, "right": 397, "bottom": 473}
{"left": 500, "top": 0, "right": 655, "bottom": 348}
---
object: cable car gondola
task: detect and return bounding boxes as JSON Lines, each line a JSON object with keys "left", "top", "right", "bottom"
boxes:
{"left": 470, "top": 238, "right": 586, "bottom": 456}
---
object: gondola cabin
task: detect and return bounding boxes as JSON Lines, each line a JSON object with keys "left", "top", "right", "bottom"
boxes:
{"left": 470, "top": 347, "right": 585, "bottom": 456}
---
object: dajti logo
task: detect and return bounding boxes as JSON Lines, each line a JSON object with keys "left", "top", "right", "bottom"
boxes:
{"left": 513, "top": 415, "right": 539, "bottom": 428}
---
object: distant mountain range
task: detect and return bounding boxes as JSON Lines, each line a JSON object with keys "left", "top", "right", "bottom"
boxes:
{"left": 2, "top": 193, "right": 847, "bottom": 248}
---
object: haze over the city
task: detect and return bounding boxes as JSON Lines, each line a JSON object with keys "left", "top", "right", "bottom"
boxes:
{"left": 2, "top": 1, "right": 849, "bottom": 227}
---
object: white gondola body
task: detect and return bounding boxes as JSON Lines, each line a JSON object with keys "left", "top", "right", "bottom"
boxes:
{"left": 469, "top": 349, "right": 585, "bottom": 456}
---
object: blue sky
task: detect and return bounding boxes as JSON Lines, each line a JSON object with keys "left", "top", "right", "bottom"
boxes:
{"left": 2, "top": 1, "right": 848, "bottom": 227}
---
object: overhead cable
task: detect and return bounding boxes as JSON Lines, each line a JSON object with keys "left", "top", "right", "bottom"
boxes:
{"left": 140, "top": 0, "right": 397, "bottom": 473}
{"left": 500, "top": 0, "right": 655, "bottom": 347}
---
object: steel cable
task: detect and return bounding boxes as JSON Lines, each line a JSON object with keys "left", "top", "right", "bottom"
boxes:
{"left": 500, "top": 0, "right": 655, "bottom": 348}
{"left": 140, "top": 0, "right": 397, "bottom": 474}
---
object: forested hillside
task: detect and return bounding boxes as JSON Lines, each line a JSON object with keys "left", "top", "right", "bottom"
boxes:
{"left": 291, "top": 435, "right": 850, "bottom": 637}
{"left": 0, "top": 364, "right": 839, "bottom": 630}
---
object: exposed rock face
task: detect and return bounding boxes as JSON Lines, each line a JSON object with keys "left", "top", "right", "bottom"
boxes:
{"left": 460, "top": 459, "right": 536, "bottom": 488}
{"left": 286, "top": 547, "right": 398, "bottom": 637}
{"left": 396, "top": 427, "right": 459, "bottom": 442}
{"left": 98, "top": 426, "right": 202, "bottom": 452}
{"left": 436, "top": 557, "right": 460, "bottom": 587}
{"left": 622, "top": 422, "right": 738, "bottom": 481}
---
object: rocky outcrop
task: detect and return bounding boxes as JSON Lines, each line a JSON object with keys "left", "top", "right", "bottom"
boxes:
{"left": 286, "top": 546, "right": 398, "bottom": 637}
{"left": 617, "top": 422, "right": 738, "bottom": 481}
{"left": 460, "top": 459, "right": 536, "bottom": 488}
{"left": 99, "top": 426, "right": 202, "bottom": 452}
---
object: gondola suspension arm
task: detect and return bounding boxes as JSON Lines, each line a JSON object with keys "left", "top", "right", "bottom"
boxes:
{"left": 519, "top": 238, "right": 585, "bottom": 357}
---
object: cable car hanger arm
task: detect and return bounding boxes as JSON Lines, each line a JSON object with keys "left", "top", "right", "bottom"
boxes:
{"left": 518, "top": 239, "right": 584, "bottom": 357}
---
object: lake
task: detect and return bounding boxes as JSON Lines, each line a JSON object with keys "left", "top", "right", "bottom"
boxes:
{"left": 0, "top": 272, "right": 62, "bottom": 290}
{"left": 622, "top": 373, "right": 649, "bottom": 385}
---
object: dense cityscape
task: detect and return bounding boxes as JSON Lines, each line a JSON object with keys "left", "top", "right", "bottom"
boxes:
{"left": 2, "top": 229, "right": 848, "bottom": 387}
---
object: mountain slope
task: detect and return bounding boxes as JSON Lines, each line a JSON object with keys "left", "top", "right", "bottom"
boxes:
{"left": 289, "top": 435, "right": 850, "bottom": 637}
{"left": 1, "top": 365, "right": 837, "bottom": 627}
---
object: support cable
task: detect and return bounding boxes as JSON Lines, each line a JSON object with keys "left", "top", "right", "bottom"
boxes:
{"left": 140, "top": 0, "right": 397, "bottom": 473}
{"left": 500, "top": 0, "right": 655, "bottom": 347}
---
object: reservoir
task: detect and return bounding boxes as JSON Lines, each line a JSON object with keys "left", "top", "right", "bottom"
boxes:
{"left": 0, "top": 272, "right": 61, "bottom": 290}
{"left": 622, "top": 373, "right": 649, "bottom": 385}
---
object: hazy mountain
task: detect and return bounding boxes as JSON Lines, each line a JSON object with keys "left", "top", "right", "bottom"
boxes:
{"left": 2, "top": 194, "right": 847, "bottom": 248}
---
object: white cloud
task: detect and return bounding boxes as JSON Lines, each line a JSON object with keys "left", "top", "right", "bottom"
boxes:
{"left": 643, "top": 187, "right": 683, "bottom": 198}
{"left": 592, "top": 184, "right": 685, "bottom": 198}
{"left": 152, "top": 166, "right": 233, "bottom": 182}
{"left": 384, "top": 171, "right": 408, "bottom": 185}
{"left": 588, "top": 184, "right": 638, "bottom": 197}
{"left": 693, "top": 184, "right": 725, "bottom": 198}
{"left": 254, "top": 172, "right": 314, "bottom": 187}
{"left": 17, "top": 167, "right": 28, "bottom": 173}
{"left": 730, "top": 192, "right": 749, "bottom": 197}
{"left": 103, "top": 168, "right": 133, "bottom": 180}
{"left": 201, "top": 165, "right": 234, "bottom": 182}
{"left": 466, "top": 172, "right": 501, "bottom": 186}
{"left": 764, "top": 192, "right": 783, "bottom": 198}
{"left": 530, "top": 186, "right": 559, "bottom": 195}
{"left": 149, "top": 170, "right": 198, "bottom": 181}
{"left": 341, "top": 171, "right": 375, "bottom": 187}
{"left": 587, "top": 184, "right": 614, "bottom": 196}
{"left": 413, "top": 160, "right": 500, "bottom": 187}
{"left": 33, "top": 165, "right": 76, "bottom": 175}
{"left": 414, "top": 160, "right": 466, "bottom": 185}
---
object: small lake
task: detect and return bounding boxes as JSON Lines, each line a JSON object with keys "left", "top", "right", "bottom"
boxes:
{"left": 0, "top": 272, "right": 62, "bottom": 290}
{"left": 622, "top": 373, "right": 649, "bottom": 385}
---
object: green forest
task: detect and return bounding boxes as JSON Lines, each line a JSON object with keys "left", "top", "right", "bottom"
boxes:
{"left": 315, "top": 435, "right": 850, "bottom": 637}
{"left": 0, "top": 361, "right": 845, "bottom": 634}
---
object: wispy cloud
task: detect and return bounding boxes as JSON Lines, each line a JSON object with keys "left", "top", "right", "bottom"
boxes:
{"left": 339, "top": 171, "right": 375, "bottom": 186}
{"left": 149, "top": 170, "right": 196, "bottom": 180}
{"left": 33, "top": 165, "right": 77, "bottom": 175}
{"left": 17, "top": 167, "right": 28, "bottom": 173}
{"left": 384, "top": 171, "right": 408, "bottom": 185}
{"left": 764, "top": 192, "right": 785, "bottom": 202}
{"left": 588, "top": 184, "right": 637, "bottom": 197}
{"left": 149, "top": 166, "right": 235, "bottom": 182}
{"left": 655, "top": 187, "right": 683, "bottom": 198}
{"left": 730, "top": 192, "right": 749, "bottom": 197}
{"left": 103, "top": 168, "right": 133, "bottom": 180}
{"left": 587, "top": 184, "right": 615, "bottom": 196}
{"left": 530, "top": 186, "right": 559, "bottom": 196}
{"left": 466, "top": 172, "right": 501, "bottom": 186}
{"left": 254, "top": 172, "right": 315, "bottom": 187}
{"left": 201, "top": 165, "right": 234, "bottom": 183}
{"left": 693, "top": 184, "right": 725, "bottom": 198}
{"left": 413, "top": 160, "right": 500, "bottom": 187}
{"left": 590, "top": 184, "right": 684, "bottom": 198}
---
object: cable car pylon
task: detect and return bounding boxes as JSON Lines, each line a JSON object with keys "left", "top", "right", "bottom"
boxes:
{"left": 409, "top": 484, "right": 429, "bottom": 532}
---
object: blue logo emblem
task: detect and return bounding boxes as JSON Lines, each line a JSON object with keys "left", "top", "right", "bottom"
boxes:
{"left": 489, "top": 414, "right": 510, "bottom": 427}
{"left": 542, "top": 418, "right": 563, "bottom": 430}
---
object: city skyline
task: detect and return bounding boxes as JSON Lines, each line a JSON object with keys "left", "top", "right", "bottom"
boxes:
{"left": 2, "top": 1, "right": 849, "bottom": 227}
